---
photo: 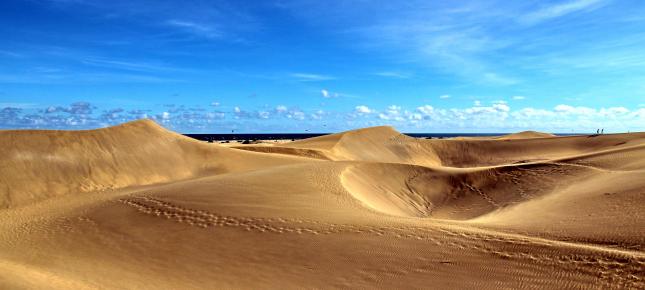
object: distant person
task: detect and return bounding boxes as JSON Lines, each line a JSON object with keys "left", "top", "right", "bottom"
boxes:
{"left": 601, "top": 129, "right": 604, "bottom": 134}
{"left": 596, "top": 129, "right": 599, "bottom": 134}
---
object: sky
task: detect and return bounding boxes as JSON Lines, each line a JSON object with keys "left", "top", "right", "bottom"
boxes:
{"left": 1, "top": 0, "right": 644, "bottom": 133}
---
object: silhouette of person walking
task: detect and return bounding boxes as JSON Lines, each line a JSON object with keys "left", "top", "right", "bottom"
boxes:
{"left": 601, "top": 129, "right": 604, "bottom": 134}
{"left": 596, "top": 129, "right": 599, "bottom": 135}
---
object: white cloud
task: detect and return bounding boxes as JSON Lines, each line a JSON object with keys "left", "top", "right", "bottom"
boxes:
{"left": 521, "top": 0, "right": 606, "bottom": 25}
{"left": 554, "top": 104, "right": 596, "bottom": 115}
{"left": 409, "top": 113, "right": 422, "bottom": 120}
{"left": 439, "top": 94, "right": 451, "bottom": 99}
{"left": 417, "top": 105, "right": 435, "bottom": 115}
{"left": 320, "top": 89, "right": 339, "bottom": 98}
{"left": 205, "top": 112, "right": 225, "bottom": 119}
{"left": 387, "top": 105, "right": 401, "bottom": 112}
{"left": 378, "top": 105, "right": 405, "bottom": 121}
{"left": 355, "top": 105, "right": 372, "bottom": 114}
{"left": 258, "top": 111, "right": 270, "bottom": 119}
{"left": 492, "top": 103, "right": 510, "bottom": 112}
{"left": 512, "top": 96, "right": 525, "bottom": 100}
{"left": 310, "top": 109, "right": 325, "bottom": 120}
{"left": 211, "top": 101, "right": 220, "bottom": 106}
{"left": 465, "top": 103, "right": 510, "bottom": 114}
{"left": 554, "top": 104, "right": 574, "bottom": 112}
{"left": 288, "top": 110, "right": 305, "bottom": 120}
{"left": 4, "top": 100, "right": 644, "bottom": 133}
{"left": 631, "top": 108, "right": 645, "bottom": 118}
{"left": 474, "top": 100, "right": 482, "bottom": 106}
{"left": 511, "top": 108, "right": 555, "bottom": 119}
{"left": 598, "top": 107, "right": 629, "bottom": 117}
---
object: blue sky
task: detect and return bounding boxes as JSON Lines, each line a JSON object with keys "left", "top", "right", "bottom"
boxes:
{"left": 1, "top": 0, "right": 644, "bottom": 133}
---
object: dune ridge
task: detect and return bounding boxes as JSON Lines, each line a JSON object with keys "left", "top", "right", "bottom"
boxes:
{"left": 0, "top": 120, "right": 643, "bottom": 289}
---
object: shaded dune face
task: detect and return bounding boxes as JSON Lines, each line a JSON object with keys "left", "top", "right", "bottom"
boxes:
{"left": 340, "top": 162, "right": 581, "bottom": 220}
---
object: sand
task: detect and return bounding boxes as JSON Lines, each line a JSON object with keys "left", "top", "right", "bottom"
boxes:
{"left": 0, "top": 119, "right": 643, "bottom": 289}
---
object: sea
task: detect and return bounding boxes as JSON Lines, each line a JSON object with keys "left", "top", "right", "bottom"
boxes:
{"left": 184, "top": 133, "right": 580, "bottom": 142}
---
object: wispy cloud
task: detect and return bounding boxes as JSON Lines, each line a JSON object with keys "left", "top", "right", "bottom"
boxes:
{"left": 373, "top": 71, "right": 412, "bottom": 79}
{"left": 0, "top": 50, "right": 23, "bottom": 58}
{"left": 166, "top": 20, "right": 222, "bottom": 39}
{"left": 290, "top": 73, "right": 334, "bottom": 82}
{"left": 0, "top": 71, "right": 182, "bottom": 84}
{"left": 330, "top": 5, "right": 518, "bottom": 86}
{"left": 520, "top": 0, "right": 607, "bottom": 25}
{"left": 81, "top": 58, "right": 171, "bottom": 72}
{"left": 0, "top": 102, "right": 39, "bottom": 109}
{"left": 277, "top": 1, "right": 641, "bottom": 90}
{"left": 320, "top": 89, "right": 359, "bottom": 99}
{"left": 39, "top": 0, "right": 254, "bottom": 43}
{"left": 482, "top": 73, "right": 519, "bottom": 86}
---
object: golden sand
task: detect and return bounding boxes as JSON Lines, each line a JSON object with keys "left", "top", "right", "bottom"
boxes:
{"left": 1, "top": 119, "right": 643, "bottom": 289}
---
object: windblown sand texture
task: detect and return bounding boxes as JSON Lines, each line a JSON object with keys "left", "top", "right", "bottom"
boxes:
{"left": 1, "top": 119, "right": 644, "bottom": 289}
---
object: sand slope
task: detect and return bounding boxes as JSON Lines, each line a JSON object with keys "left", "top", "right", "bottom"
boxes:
{"left": 1, "top": 120, "right": 644, "bottom": 289}
{"left": 0, "top": 119, "right": 311, "bottom": 208}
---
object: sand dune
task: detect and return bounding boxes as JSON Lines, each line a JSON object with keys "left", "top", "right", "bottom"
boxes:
{"left": 0, "top": 119, "right": 311, "bottom": 208}
{"left": 1, "top": 120, "right": 643, "bottom": 289}
{"left": 239, "top": 126, "right": 644, "bottom": 167}
{"left": 496, "top": 130, "right": 556, "bottom": 139}
{"left": 236, "top": 126, "right": 442, "bottom": 166}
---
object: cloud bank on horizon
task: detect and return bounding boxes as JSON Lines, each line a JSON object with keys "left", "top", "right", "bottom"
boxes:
{"left": 1, "top": 0, "right": 644, "bottom": 132}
